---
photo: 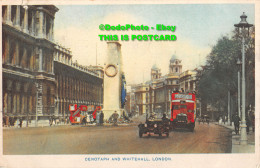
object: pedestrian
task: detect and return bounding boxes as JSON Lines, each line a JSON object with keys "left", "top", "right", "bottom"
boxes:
{"left": 96, "top": 111, "right": 100, "bottom": 126}
{"left": 52, "top": 116, "right": 56, "bottom": 126}
{"left": 250, "top": 111, "right": 255, "bottom": 132}
{"left": 233, "top": 114, "right": 241, "bottom": 135}
{"left": 67, "top": 117, "right": 70, "bottom": 124}
{"left": 100, "top": 111, "right": 104, "bottom": 126}
{"left": 3, "top": 116, "right": 6, "bottom": 127}
{"left": 19, "top": 118, "right": 23, "bottom": 128}
{"left": 246, "top": 116, "right": 250, "bottom": 134}
{"left": 49, "top": 117, "right": 52, "bottom": 127}
{"left": 82, "top": 117, "right": 87, "bottom": 125}
{"left": 112, "top": 111, "right": 119, "bottom": 126}
{"left": 162, "top": 113, "right": 168, "bottom": 124}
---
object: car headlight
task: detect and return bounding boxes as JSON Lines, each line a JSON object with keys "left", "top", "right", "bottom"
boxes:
{"left": 144, "top": 124, "right": 147, "bottom": 127}
{"left": 154, "top": 124, "right": 157, "bottom": 128}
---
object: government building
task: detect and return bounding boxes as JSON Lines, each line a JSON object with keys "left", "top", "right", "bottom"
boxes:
{"left": 132, "top": 55, "right": 199, "bottom": 116}
{"left": 2, "top": 5, "right": 103, "bottom": 126}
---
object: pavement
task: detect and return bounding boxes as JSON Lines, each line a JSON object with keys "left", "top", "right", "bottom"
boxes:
{"left": 2, "top": 114, "right": 145, "bottom": 129}
{"left": 217, "top": 122, "right": 255, "bottom": 153}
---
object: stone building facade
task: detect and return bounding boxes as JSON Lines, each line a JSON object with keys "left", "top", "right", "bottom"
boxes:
{"left": 149, "top": 55, "right": 182, "bottom": 115}
{"left": 132, "top": 55, "right": 198, "bottom": 116}
{"left": 53, "top": 46, "right": 103, "bottom": 119}
{"left": 179, "top": 70, "right": 197, "bottom": 92}
{"left": 2, "top": 5, "right": 103, "bottom": 126}
{"left": 133, "top": 84, "right": 149, "bottom": 115}
{"left": 2, "top": 5, "right": 58, "bottom": 125}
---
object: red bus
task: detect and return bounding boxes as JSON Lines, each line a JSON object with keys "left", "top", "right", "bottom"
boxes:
{"left": 170, "top": 92, "right": 196, "bottom": 132}
{"left": 69, "top": 104, "right": 101, "bottom": 125}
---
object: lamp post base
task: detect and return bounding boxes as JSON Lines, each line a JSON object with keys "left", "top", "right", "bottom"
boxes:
{"left": 240, "top": 123, "right": 248, "bottom": 145}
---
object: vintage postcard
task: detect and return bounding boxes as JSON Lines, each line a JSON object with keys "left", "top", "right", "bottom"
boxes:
{"left": 0, "top": 0, "right": 259, "bottom": 168}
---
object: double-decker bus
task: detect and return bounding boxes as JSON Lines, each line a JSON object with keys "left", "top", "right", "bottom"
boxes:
{"left": 69, "top": 104, "right": 101, "bottom": 125}
{"left": 170, "top": 92, "right": 196, "bottom": 131}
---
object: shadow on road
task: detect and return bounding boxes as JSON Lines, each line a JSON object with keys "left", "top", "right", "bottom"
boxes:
{"left": 171, "top": 129, "right": 195, "bottom": 133}
{"left": 139, "top": 134, "right": 169, "bottom": 139}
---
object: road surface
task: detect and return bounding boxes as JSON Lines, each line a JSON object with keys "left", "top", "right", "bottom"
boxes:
{"left": 3, "top": 122, "right": 232, "bottom": 154}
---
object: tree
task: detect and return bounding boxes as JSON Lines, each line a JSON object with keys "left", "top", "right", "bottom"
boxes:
{"left": 197, "top": 27, "right": 255, "bottom": 117}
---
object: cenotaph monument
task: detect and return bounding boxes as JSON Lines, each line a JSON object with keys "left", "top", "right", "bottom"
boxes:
{"left": 103, "top": 42, "right": 124, "bottom": 120}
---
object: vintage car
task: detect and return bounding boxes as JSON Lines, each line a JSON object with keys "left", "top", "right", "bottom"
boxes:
{"left": 138, "top": 114, "right": 170, "bottom": 138}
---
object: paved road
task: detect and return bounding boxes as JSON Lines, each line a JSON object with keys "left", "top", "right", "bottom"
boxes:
{"left": 3, "top": 122, "right": 232, "bottom": 154}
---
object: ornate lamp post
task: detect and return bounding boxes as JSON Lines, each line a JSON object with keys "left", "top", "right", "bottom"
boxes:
{"left": 234, "top": 12, "right": 253, "bottom": 145}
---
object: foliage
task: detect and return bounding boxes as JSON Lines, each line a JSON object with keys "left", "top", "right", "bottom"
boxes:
{"left": 197, "top": 26, "right": 255, "bottom": 113}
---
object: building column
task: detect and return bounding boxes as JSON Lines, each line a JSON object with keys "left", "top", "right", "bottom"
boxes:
{"left": 39, "top": 48, "right": 43, "bottom": 71}
{"left": 187, "top": 80, "right": 190, "bottom": 92}
{"left": 21, "top": 94, "right": 25, "bottom": 114}
{"left": 15, "top": 42, "right": 20, "bottom": 66}
{"left": 55, "top": 98, "right": 59, "bottom": 116}
{"left": 6, "top": 5, "right": 12, "bottom": 25}
{"left": 23, "top": 6, "right": 29, "bottom": 33}
{"left": 31, "top": 10, "right": 35, "bottom": 35}
{"left": 3, "top": 92, "right": 8, "bottom": 115}
{"left": 38, "top": 11, "right": 44, "bottom": 38}
{"left": 15, "top": 6, "right": 20, "bottom": 29}
{"left": 36, "top": 81, "right": 43, "bottom": 116}
{"left": 4, "top": 36, "right": 10, "bottom": 64}
{"left": 21, "top": 47, "right": 27, "bottom": 68}
{"left": 50, "top": 18, "right": 54, "bottom": 41}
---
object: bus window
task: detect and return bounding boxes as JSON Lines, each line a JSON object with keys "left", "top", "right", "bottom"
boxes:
{"left": 173, "top": 105, "right": 179, "bottom": 110}
{"left": 180, "top": 105, "right": 187, "bottom": 109}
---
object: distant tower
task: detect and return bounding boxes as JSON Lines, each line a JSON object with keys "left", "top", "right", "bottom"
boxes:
{"left": 169, "top": 54, "right": 182, "bottom": 75}
{"left": 151, "top": 64, "right": 161, "bottom": 81}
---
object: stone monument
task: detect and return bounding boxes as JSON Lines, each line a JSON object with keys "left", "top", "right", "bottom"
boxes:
{"left": 103, "top": 42, "right": 124, "bottom": 120}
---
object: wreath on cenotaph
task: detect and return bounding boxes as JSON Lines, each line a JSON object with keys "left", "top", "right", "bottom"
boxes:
{"left": 104, "top": 64, "right": 118, "bottom": 77}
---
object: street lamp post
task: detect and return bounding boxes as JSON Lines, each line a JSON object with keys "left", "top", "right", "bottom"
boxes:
{"left": 237, "top": 59, "right": 242, "bottom": 118}
{"left": 227, "top": 90, "right": 230, "bottom": 125}
{"left": 234, "top": 12, "right": 253, "bottom": 145}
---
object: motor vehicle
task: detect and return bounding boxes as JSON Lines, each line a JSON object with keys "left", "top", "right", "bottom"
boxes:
{"left": 170, "top": 92, "right": 196, "bottom": 132}
{"left": 138, "top": 113, "right": 170, "bottom": 138}
{"left": 69, "top": 104, "right": 101, "bottom": 125}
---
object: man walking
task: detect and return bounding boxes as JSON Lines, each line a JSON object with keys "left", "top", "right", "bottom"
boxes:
{"left": 112, "top": 111, "right": 119, "bottom": 126}
{"left": 233, "top": 114, "right": 241, "bottom": 135}
{"left": 100, "top": 111, "right": 104, "bottom": 126}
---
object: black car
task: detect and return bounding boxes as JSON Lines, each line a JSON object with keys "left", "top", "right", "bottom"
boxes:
{"left": 138, "top": 114, "right": 170, "bottom": 138}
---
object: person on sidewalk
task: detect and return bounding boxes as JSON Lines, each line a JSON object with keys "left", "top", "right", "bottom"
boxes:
{"left": 100, "top": 111, "right": 104, "bottom": 126}
{"left": 233, "top": 114, "right": 241, "bottom": 135}
{"left": 250, "top": 111, "right": 255, "bottom": 132}
{"left": 112, "top": 111, "right": 119, "bottom": 126}
{"left": 96, "top": 111, "right": 100, "bottom": 126}
{"left": 246, "top": 116, "right": 251, "bottom": 134}
{"left": 19, "top": 118, "right": 23, "bottom": 128}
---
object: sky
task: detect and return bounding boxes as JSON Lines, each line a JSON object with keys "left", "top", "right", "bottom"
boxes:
{"left": 54, "top": 4, "right": 255, "bottom": 84}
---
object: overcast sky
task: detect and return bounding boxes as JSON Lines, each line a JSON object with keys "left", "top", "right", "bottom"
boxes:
{"left": 54, "top": 4, "right": 254, "bottom": 84}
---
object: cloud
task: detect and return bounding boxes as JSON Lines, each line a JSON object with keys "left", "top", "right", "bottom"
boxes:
{"left": 54, "top": 11, "right": 211, "bottom": 84}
